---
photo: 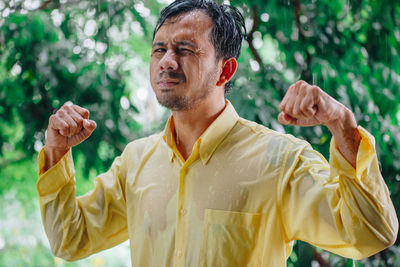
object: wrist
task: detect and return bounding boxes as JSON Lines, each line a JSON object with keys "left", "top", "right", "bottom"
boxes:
{"left": 325, "top": 108, "right": 361, "bottom": 167}
{"left": 325, "top": 106, "right": 357, "bottom": 133}
{"left": 43, "top": 145, "right": 69, "bottom": 171}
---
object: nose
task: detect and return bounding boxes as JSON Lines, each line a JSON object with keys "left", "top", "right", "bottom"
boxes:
{"left": 159, "top": 50, "right": 178, "bottom": 71}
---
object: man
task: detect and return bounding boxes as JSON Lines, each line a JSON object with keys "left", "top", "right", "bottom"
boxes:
{"left": 37, "top": 0, "right": 398, "bottom": 266}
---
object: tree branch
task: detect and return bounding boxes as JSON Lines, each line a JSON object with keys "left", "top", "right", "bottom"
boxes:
{"left": 246, "top": 6, "right": 264, "bottom": 69}
{"left": 39, "top": 0, "right": 54, "bottom": 10}
{"left": 312, "top": 248, "right": 331, "bottom": 267}
{"left": 293, "top": 0, "right": 312, "bottom": 81}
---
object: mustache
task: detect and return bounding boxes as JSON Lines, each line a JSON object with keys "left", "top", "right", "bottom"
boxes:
{"left": 157, "top": 71, "right": 186, "bottom": 82}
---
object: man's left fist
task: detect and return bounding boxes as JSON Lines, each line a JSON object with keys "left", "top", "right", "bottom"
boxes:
{"left": 278, "top": 80, "right": 347, "bottom": 128}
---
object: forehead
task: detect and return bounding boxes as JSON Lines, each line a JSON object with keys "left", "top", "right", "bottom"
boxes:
{"left": 154, "top": 11, "right": 214, "bottom": 43}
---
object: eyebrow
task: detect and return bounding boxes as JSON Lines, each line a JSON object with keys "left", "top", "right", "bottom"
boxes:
{"left": 152, "top": 41, "right": 165, "bottom": 47}
{"left": 176, "top": 41, "right": 197, "bottom": 49}
{"left": 152, "top": 40, "right": 197, "bottom": 49}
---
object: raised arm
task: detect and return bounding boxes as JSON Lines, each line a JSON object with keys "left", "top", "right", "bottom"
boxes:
{"left": 277, "top": 80, "right": 398, "bottom": 258}
{"left": 278, "top": 80, "right": 360, "bottom": 167}
{"left": 38, "top": 103, "right": 128, "bottom": 260}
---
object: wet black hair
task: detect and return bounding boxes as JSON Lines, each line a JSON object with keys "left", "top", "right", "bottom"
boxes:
{"left": 153, "top": 0, "right": 247, "bottom": 94}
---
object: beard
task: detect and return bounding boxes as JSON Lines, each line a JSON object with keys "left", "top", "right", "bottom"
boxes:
{"left": 154, "top": 67, "right": 217, "bottom": 111}
{"left": 156, "top": 93, "right": 192, "bottom": 111}
{"left": 156, "top": 86, "right": 213, "bottom": 111}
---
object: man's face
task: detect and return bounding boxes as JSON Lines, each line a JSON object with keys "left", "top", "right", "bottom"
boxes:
{"left": 150, "top": 11, "right": 221, "bottom": 111}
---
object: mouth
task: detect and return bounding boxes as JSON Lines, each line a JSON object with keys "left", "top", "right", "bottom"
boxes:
{"left": 157, "top": 80, "right": 181, "bottom": 89}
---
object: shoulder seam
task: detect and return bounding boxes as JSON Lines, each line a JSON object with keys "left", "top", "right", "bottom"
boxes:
{"left": 237, "top": 118, "right": 299, "bottom": 144}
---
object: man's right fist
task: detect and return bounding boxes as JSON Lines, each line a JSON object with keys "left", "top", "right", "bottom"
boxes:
{"left": 43, "top": 103, "right": 96, "bottom": 170}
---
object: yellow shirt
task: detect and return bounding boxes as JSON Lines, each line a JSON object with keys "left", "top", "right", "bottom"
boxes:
{"left": 37, "top": 101, "right": 398, "bottom": 267}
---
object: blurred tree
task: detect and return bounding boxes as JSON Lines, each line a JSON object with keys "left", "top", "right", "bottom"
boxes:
{"left": 228, "top": 0, "right": 400, "bottom": 265}
{"left": 0, "top": 0, "right": 167, "bottom": 176}
{"left": 0, "top": 0, "right": 399, "bottom": 266}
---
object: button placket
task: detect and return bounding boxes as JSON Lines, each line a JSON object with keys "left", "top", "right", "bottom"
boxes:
{"left": 174, "top": 166, "right": 188, "bottom": 266}
{"left": 174, "top": 143, "right": 200, "bottom": 266}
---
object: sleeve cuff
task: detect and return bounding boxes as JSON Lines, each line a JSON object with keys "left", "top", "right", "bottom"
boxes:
{"left": 330, "top": 126, "right": 376, "bottom": 179}
{"left": 37, "top": 148, "right": 75, "bottom": 197}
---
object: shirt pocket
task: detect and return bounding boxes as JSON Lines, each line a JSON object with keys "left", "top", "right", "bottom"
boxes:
{"left": 199, "top": 209, "right": 262, "bottom": 267}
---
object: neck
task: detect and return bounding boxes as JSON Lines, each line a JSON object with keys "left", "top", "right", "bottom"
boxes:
{"left": 172, "top": 98, "right": 225, "bottom": 160}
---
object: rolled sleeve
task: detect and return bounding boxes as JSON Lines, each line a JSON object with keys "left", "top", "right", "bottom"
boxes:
{"left": 36, "top": 148, "right": 128, "bottom": 261}
{"left": 329, "top": 126, "right": 375, "bottom": 179}
{"left": 37, "top": 148, "right": 75, "bottom": 198}
{"left": 280, "top": 126, "right": 398, "bottom": 259}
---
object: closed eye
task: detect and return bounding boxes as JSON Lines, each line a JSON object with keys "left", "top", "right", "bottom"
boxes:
{"left": 177, "top": 48, "right": 193, "bottom": 54}
{"left": 153, "top": 48, "right": 166, "bottom": 53}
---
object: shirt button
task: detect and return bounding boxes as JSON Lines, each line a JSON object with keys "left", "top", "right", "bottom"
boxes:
{"left": 177, "top": 249, "right": 182, "bottom": 257}
{"left": 180, "top": 208, "right": 187, "bottom": 216}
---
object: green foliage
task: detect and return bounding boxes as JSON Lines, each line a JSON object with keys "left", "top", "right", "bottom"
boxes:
{"left": 0, "top": 0, "right": 166, "bottom": 175}
{"left": 227, "top": 0, "right": 400, "bottom": 265}
{"left": 0, "top": 0, "right": 399, "bottom": 266}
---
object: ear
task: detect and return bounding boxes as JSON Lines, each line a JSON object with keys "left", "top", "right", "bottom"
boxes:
{"left": 216, "top": 57, "right": 238, "bottom": 87}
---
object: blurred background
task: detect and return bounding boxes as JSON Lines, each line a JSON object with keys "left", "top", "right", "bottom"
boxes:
{"left": 0, "top": 0, "right": 399, "bottom": 266}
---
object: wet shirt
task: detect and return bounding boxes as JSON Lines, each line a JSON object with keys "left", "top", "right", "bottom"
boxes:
{"left": 37, "top": 101, "right": 398, "bottom": 267}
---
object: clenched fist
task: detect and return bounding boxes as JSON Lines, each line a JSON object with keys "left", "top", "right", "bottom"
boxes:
{"left": 278, "top": 80, "right": 348, "bottom": 128}
{"left": 43, "top": 103, "right": 96, "bottom": 171}
{"left": 278, "top": 80, "right": 360, "bottom": 167}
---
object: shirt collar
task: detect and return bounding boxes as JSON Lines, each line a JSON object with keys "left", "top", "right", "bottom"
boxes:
{"left": 162, "top": 100, "right": 239, "bottom": 164}
{"left": 162, "top": 115, "right": 180, "bottom": 163}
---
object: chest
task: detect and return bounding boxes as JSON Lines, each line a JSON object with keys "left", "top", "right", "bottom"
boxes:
{"left": 126, "top": 146, "right": 281, "bottom": 220}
